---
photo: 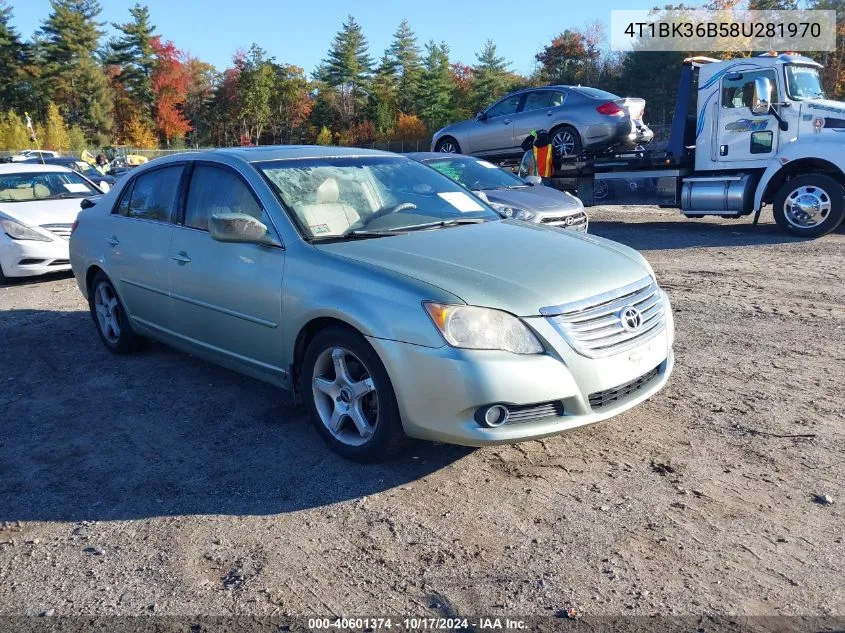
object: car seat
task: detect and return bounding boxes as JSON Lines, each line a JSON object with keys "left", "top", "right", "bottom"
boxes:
{"left": 299, "top": 177, "right": 361, "bottom": 237}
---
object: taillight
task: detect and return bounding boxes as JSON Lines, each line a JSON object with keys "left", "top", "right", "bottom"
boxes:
{"left": 71, "top": 219, "right": 79, "bottom": 235}
{"left": 596, "top": 101, "right": 625, "bottom": 117}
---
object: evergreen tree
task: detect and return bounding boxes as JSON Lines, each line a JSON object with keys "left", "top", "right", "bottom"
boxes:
{"left": 37, "top": 0, "right": 112, "bottom": 142}
{"left": 386, "top": 19, "right": 422, "bottom": 114}
{"left": 472, "top": 39, "right": 511, "bottom": 112}
{"left": 108, "top": 3, "right": 157, "bottom": 121}
{"left": 0, "top": 1, "right": 31, "bottom": 112}
{"left": 367, "top": 54, "right": 398, "bottom": 134}
{"left": 322, "top": 15, "right": 372, "bottom": 123}
{"left": 417, "top": 41, "right": 452, "bottom": 132}
{"left": 236, "top": 44, "right": 275, "bottom": 143}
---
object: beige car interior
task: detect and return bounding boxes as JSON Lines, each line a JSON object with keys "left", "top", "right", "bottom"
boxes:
{"left": 0, "top": 183, "right": 51, "bottom": 201}
{"left": 298, "top": 176, "right": 362, "bottom": 237}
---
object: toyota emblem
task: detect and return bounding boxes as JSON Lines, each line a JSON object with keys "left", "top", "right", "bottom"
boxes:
{"left": 619, "top": 306, "right": 642, "bottom": 331}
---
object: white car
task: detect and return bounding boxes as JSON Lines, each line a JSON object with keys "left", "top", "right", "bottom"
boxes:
{"left": 0, "top": 164, "right": 101, "bottom": 283}
{"left": 7, "top": 150, "right": 60, "bottom": 163}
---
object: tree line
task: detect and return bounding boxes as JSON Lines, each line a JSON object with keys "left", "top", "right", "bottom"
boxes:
{"left": 0, "top": 0, "right": 842, "bottom": 152}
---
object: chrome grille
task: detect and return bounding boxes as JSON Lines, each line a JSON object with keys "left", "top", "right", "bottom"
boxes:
{"left": 589, "top": 366, "right": 660, "bottom": 409}
{"left": 540, "top": 211, "right": 588, "bottom": 231}
{"left": 507, "top": 401, "right": 565, "bottom": 424}
{"left": 41, "top": 223, "right": 72, "bottom": 240}
{"left": 543, "top": 277, "right": 665, "bottom": 358}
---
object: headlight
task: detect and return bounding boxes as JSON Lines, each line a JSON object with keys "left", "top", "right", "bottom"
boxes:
{"left": 0, "top": 218, "right": 51, "bottom": 242}
{"left": 487, "top": 201, "right": 536, "bottom": 221}
{"left": 424, "top": 303, "right": 544, "bottom": 354}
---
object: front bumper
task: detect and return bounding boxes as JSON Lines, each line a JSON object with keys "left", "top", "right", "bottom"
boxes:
{"left": 0, "top": 234, "right": 71, "bottom": 278}
{"left": 369, "top": 292, "right": 674, "bottom": 446}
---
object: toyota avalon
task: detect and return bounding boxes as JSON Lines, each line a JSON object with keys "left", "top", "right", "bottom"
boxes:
{"left": 69, "top": 146, "right": 674, "bottom": 461}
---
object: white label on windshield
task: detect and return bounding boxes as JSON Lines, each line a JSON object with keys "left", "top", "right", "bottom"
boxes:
{"left": 63, "top": 183, "right": 89, "bottom": 193}
{"left": 438, "top": 191, "right": 484, "bottom": 212}
{"left": 477, "top": 160, "right": 499, "bottom": 169}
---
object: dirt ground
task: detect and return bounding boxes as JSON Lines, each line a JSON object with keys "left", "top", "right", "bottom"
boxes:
{"left": 0, "top": 206, "right": 843, "bottom": 620}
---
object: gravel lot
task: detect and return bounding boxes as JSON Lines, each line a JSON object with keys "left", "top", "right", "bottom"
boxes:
{"left": 0, "top": 206, "right": 843, "bottom": 619}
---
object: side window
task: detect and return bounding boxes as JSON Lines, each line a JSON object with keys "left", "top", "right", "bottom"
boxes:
{"left": 486, "top": 94, "right": 522, "bottom": 118}
{"left": 721, "top": 70, "right": 777, "bottom": 110}
{"left": 522, "top": 91, "right": 553, "bottom": 112}
{"left": 127, "top": 166, "right": 182, "bottom": 221}
{"left": 114, "top": 180, "right": 134, "bottom": 216}
{"left": 183, "top": 164, "right": 266, "bottom": 231}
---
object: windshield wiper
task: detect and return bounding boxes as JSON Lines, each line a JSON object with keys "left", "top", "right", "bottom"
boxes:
{"left": 396, "top": 218, "right": 488, "bottom": 232}
{"left": 314, "top": 229, "right": 407, "bottom": 242}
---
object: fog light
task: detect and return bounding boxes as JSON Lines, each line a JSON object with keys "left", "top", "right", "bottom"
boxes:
{"left": 479, "top": 404, "right": 510, "bottom": 428}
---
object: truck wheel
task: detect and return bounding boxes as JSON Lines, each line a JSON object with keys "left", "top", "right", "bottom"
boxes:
{"left": 551, "top": 126, "right": 582, "bottom": 158}
{"left": 772, "top": 174, "right": 845, "bottom": 237}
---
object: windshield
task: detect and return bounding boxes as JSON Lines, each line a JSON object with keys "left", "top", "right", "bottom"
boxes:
{"left": 785, "top": 65, "right": 825, "bottom": 100}
{"left": 423, "top": 156, "right": 526, "bottom": 191}
{"left": 0, "top": 170, "right": 99, "bottom": 202}
{"left": 258, "top": 156, "right": 499, "bottom": 239}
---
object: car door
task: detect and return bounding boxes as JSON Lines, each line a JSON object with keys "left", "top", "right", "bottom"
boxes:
{"left": 168, "top": 161, "right": 286, "bottom": 378}
{"left": 716, "top": 69, "right": 780, "bottom": 164}
{"left": 470, "top": 93, "right": 524, "bottom": 156}
{"left": 510, "top": 90, "right": 567, "bottom": 145}
{"left": 104, "top": 164, "right": 183, "bottom": 332}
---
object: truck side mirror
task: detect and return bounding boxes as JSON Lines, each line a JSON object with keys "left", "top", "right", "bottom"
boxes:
{"left": 752, "top": 77, "right": 772, "bottom": 115}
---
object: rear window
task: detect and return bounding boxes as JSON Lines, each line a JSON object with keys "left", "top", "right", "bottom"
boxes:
{"left": 574, "top": 87, "right": 620, "bottom": 100}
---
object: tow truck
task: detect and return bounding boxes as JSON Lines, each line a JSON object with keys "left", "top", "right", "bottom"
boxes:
{"left": 520, "top": 53, "right": 845, "bottom": 237}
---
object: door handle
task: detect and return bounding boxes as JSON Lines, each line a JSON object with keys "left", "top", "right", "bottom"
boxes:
{"left": 546, "top": 111, "right": 554, "bottom": 116}
{"left": 106, "top": 236, "right": 119, "bottom": 247}
{"left": 171, "top": 251, "right": 192, "bottom": 264}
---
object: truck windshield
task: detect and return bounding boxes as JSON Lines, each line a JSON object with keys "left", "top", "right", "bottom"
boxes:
{"left": 785, "top": 65, "right": 825, "bottom": 100}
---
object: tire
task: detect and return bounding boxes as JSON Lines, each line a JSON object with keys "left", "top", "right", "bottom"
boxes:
{"left": 435, "top": 137, "right": 461, "bottom": 154}
{"left": 88, "top": 272, "right": 143, "bottom": 354}
{"left": 0, "top": 262, "right": 8, "bottom": 285}
{"left": 551, "top": 125, "right": 582, "bottom": 158}
{"left": 301, "top": 326, "right": 407, "bottom": 462}
{"left": 772, "top": 174, "right": 845, "bottom": 238}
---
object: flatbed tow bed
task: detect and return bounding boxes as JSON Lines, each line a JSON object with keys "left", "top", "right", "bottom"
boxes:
{"left": 516, "top": 53, "right": 845, "bottom": 238}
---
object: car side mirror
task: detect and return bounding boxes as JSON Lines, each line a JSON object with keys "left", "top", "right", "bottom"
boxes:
{"left": 80, "top": 197, "right": 99, "bottom": 209}
{"left": 523, "top": 175, "right": 543, "bottom": 186}
{"left": 752, "top": 76, "right": 772, "bottom": 115}
{"left": 476, "top": 111, "right": 488, "bottom": 121}
{"left": 209, "top": 213, "right": 279, "bottom": 246}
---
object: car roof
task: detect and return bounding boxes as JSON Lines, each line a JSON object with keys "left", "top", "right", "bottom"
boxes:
{"left": 407, "top": 152, "right": 484, "bottom": 162}
{"left": 213, "top": 144, "right": 398, "bottom": 163}
{"left": 0, "top": 163, "right": 74, "bottom": 174}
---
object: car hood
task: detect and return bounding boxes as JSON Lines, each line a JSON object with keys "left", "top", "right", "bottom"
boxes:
{"left": 315, "top": 220, "right": 650, "bottom": 316}
{"left": 0, "top": 198, "right": 87, "bottom": 226}
{"left": 479, "top": 185, "right": 583, "bottom": 212}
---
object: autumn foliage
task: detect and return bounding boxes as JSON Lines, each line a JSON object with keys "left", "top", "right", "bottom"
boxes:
{"left": 151, "top": 36, "right": 192, "bottom": 146}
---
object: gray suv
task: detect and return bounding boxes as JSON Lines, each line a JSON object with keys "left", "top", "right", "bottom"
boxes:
{"left": 432, "top": 86, "right": 653, "bottom": 160}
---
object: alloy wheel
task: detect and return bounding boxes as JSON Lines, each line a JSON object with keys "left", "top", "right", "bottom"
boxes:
{"left": 438, "top": 141, "right": 458, "bottom": 153}
{"left": 783, "top": 185, "right": 831, "bottom": 228}
{"left": 94, "top": 282, "right": 122, "bottom": 345}
{"left": 311, "top": 347, "right": 379, "bottom": 447}
{"left": 553, "top": 130, "right": 576, "bottom": 156}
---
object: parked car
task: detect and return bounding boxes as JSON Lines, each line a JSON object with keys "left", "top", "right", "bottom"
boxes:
{"left": 2, "top": 150, "right": 60, "bottom": 163}
{"left": 23, "top": 156, "right": 115, "bottom": 191}
{"left": 0, "top": 164, "right": 101, "bottom": 283}
{"left": 69, "top": 147, "right": 674, "bottom": 461}
{"left": 409, "top": 152, "right": 588, "bottom": 231}
{"left": 432, "top": 86, "right": 654, "bottom": 160}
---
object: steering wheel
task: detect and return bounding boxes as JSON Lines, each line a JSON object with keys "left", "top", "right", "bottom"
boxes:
{"left": 359, "top": 202, "right": 418, "bottom": 227}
